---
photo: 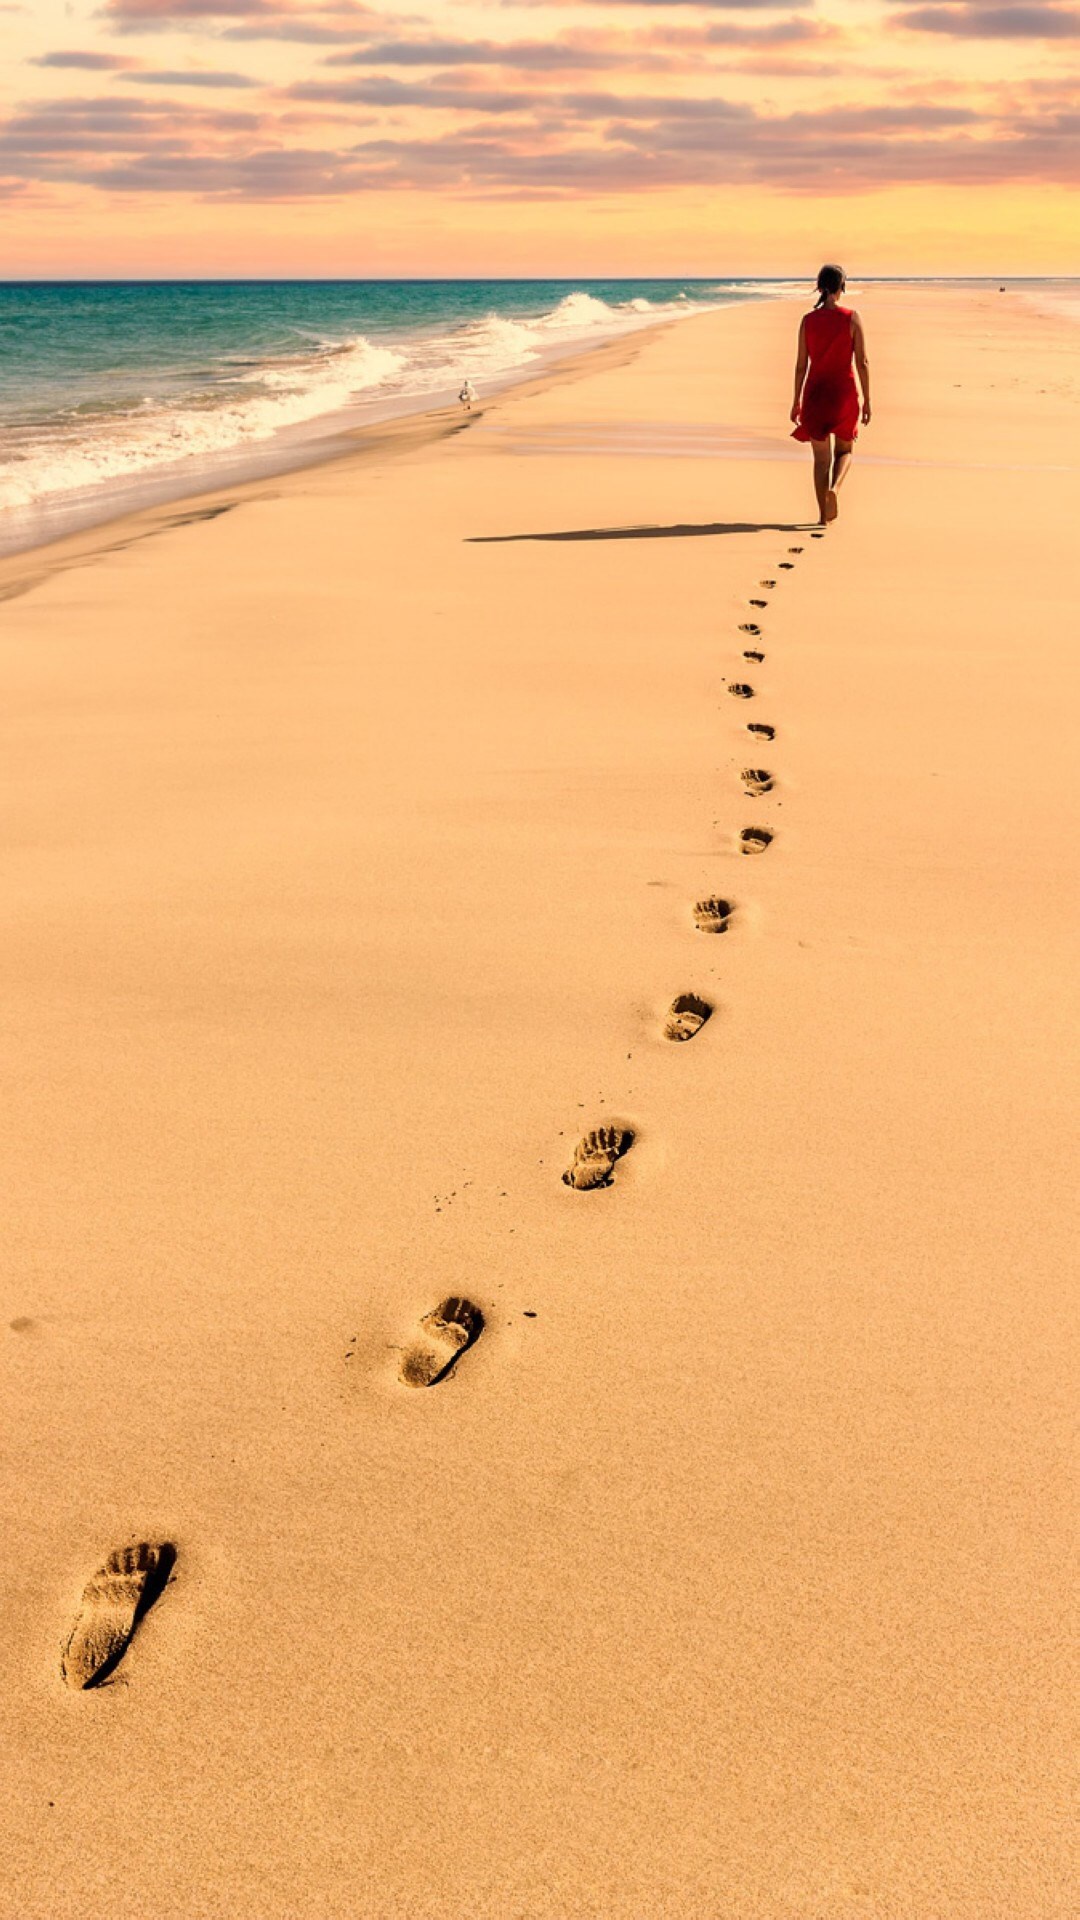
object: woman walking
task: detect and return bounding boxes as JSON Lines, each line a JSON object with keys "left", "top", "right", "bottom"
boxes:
{"left": 791, "top": 265, "right": 871, "bottom": 525}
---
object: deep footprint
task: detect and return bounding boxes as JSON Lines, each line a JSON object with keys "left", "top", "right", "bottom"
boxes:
{"left": 747, "top": 722, "right": 775, "bottom": 741}
{"left": 743, "top": 648, "right": 764, "bottom": 662}
{"left": 741, "top": 768, "right": 773, "bottom": 796}
{"left": 749, "top": 598, "right": 768, "bottom": 608}
{"left": 739, "top": 622, "right": 761, "bottom": 636}
{"left": 400, "top": 1298, "right": 484, "bottom": 1386}
{"left": 61, "top": 1541, "right": 175, "bottom": 1690}
{"left": 779, "top": 561, "right": 795, "bottom": 569}
{"left": 759, "top": 579, "right": 776, "bottom": 588}
{"left": 563, "top": 1125, "right": 633, "bottom": 1190}
{"left": 729, "top": 683, "right": 755, "bottom": 699}
{"left": 694, "top": 895, "right": 733, "bottom": 934}
{"left": 741, "top": 827, "right": 773, "bottom": 854}
{"left": 664, "top": 993, "right": 712, "bottom": 1042}
{"left": 788, "top": 546, "right": 804, "bottom": 553}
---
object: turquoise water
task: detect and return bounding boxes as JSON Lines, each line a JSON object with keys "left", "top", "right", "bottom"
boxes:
{"left": 0, "top": 278, "right": 779, "bottom": 545}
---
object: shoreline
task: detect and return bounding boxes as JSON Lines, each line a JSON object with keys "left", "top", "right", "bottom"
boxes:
{"left": 0, "top": 295, "right": 735, "bottom": 565}
{"left": 2, "top": 285, "right": 1075, "bottom": 1919}
{"left": 0, "top": 318, "right": 670, "bottom": 580}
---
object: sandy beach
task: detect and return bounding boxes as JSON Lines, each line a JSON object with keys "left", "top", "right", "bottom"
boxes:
{"left": 1, "top": 287, "right": 1076, "bottom": 1918}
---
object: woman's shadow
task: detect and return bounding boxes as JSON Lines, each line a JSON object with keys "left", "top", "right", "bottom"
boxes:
{"left": 469, "top": 520, "right": 810, "bottom": 543}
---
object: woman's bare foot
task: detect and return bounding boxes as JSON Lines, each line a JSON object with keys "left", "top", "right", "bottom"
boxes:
{"left": 825, "top": 488, "right": 839, "bottom": 522}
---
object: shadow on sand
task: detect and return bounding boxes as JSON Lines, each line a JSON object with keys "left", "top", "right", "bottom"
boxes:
{"left": 468, "top": 520, "right": 810, "bottom": 544}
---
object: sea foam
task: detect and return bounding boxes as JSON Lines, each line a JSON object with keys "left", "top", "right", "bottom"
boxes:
{"left": 0, "top": 334, "right": 404, "bottom": 510}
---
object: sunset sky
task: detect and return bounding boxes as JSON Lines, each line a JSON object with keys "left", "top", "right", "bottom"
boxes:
{"left": 3, "top": 0, "right": 1079, "bottom": 276}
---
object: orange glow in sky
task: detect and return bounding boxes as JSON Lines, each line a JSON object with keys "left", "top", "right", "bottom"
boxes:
{"left": 2, "top": 0, "right": 1078, "bottom": 275}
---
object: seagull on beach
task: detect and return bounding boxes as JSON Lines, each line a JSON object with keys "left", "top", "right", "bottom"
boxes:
{"left": 459, "top": 379, "right": 478, "bottom": 410}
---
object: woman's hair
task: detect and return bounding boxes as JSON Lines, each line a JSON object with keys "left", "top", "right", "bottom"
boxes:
{"left": 814, "top": 263, "right": 846, "bottom": 308}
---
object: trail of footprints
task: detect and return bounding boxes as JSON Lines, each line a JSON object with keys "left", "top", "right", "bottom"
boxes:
{"left": 558, "top": 537, "right": 798, "bottom": 1182}
{"left": 57, "top": 542, "right": 808, "bottom": 1689}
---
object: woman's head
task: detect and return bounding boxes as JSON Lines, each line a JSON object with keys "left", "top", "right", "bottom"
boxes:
{"left": 815, "top": 263, "right": 846, "bottom": 307}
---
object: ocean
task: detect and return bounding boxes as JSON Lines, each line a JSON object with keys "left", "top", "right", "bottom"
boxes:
{"left": 0, "top": 277, "right": 784, "bottom": 555}
{"left": 1, "top": 277, "right": 1074, "bottom": 556}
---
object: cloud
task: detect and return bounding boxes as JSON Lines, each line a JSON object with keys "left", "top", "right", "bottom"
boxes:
{"left": 766, "top": 102, "right": 982, "bottom": 128}
{"left": 551, "top": 90, "right": 755, "bottom": 119}
{"left": 0, "top": 93, "right": 260, "bottom": 154}
{"left": 4, "top": 77, "right": 1077, "bottom": 201}
{"left": 891, "top": 2, "right": 1080, "bottom": 32}
{"left": 76, "top": 148, "right": 382, "bottom": 194}
{"left": 33, "top": 49, "right": 138, "bottom": 69}
{"left": 11, "top": 0, "right": 1080, "bottom": 205}
{"left": 119, "top": 68, "right": 260, "bottom": 84}
{"left": 378, "top": 116, "right": 1080, "bottom": 192}
{"left": 104, "top": 0, "right": 283, "bottom": 15}
{"left": 289, "top": 76, "right": 537, "bottom": 111}
{"left": 221, "top": 18, "right": 376, "bottom": 41}
{"left": 535, "top": 0, "right": 813, "bottom": 7}
{"left": 531, "top": 0, "right": 814, "bottom": 8}
{"left": 102, "top": 0, "right": 376, "bottom": 28}
{"left": 287, "top": 76, "right": 759, "bottom": 117}
{"left": 700, "top": 15, "right": 834, "bottom": 39}
{"left": 323, "top": 39, "right": 615, "bottom": 71}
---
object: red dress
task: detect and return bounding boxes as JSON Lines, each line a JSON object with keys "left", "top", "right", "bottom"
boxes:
{"left": 791, "top": 304, "right": 860, "bottom": 443}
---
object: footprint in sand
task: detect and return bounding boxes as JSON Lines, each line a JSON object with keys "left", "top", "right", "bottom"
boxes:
{"left": 811, "top": 532, "right": 825, "bottom": 540}
{"left": 694, "top": 895, "right": 733, "bottom": 934}
{"left": 739, "top": 622, "right": 761, "bottom": 637}
{"left": 779, "top": 561, "right": 796, "bottom": 569}
{"left": 741, "top": 827, "right": 773, "bottom": 855}
{"left": 749, "top": 598, "right": 768, "bottom": 608}
{"left": 759, "top": 579, "right": 777, "bottom": 589}
{"left": 729, "top": 683, "right": 755, "bottom": 700}
{"left": 400, "top": 1298, "right": 484, "bottom": 1387}
{"left": 563, "top": 1125, "right": 634, "bottom": 1190}
{"left": 741, "top": 768, "right": 774, "bottom": 796}
{"left": 664, "top": 993, "right": 712, "bottom": 1042}
{"left": 788, "top": 546, "right": 803, "bottom": 553}
{"left": 747, "top": 722, "right": 775, "bottom": 742}
{"left": 61, "top": 1541, "right": 175, "bottom": 1690}
{"left": 743, "top": 648, "right": 764, "bottom": 662}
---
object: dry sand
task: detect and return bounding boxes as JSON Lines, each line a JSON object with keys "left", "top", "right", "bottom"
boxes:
{"left": 1, "top": 288, "right": 1076, "bottom": 1918}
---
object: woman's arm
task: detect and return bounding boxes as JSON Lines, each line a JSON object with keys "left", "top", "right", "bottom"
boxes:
{"left": 852, "top": 311, "right": 871, "bottom": 424}
{"left": 790, "top": 317, "right": 808, "bottom": 423}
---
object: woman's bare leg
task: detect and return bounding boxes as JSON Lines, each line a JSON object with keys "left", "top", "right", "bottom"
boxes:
{"left": 832, "top": 438, "right": 855, "bottom": 501}
{"left": 811, "top": 438, "right": 832, "bottom": 523}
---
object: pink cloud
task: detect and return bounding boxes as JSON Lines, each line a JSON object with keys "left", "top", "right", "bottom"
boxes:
{"left": 34, "top": 49, "right": 140, "bottom": 69}
{"left": 890, "top": 1, "right": 1080, "bottom": 32}
{"left": 3, "top": 81, "right": 1077, "bottom": 199}
{"left": 101, "top": 0, "right": 377, "bottom": 27}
